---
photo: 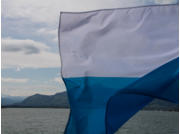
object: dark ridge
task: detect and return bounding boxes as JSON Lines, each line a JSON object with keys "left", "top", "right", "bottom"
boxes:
{"left": 2, "top": 92, "right": 178, "bottom": 111}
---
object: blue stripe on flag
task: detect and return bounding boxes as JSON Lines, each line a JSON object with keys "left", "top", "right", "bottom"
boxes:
{"left": 106, "top": 58, "right": 178, "bottom": 134}
{"left": 63, "top": 58, "right": 179, "bottom": 134}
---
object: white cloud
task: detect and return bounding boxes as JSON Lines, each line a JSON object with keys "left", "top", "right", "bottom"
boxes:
{"left": 2, "top": 77, "right": 29, "bottom": 83}
{"left": 16, "top": 67, "right": 21, "bottom": 72}
{"left": 53, "top": 77, "right": 64, "bottom": 84}
{"left": 52, "top": 36, "right": 58, "bottom": 43}
{"left": 37, "top": 28, "right": 57, "bottom": 36}
{"left": 3, "top": 0, "right": 178, "bottom": 26}
{"left": 37, "top": 28, "right": 58, "bottom": 42}
{"left": 2, "top": 38, "right": 61, "bottom": 68}
{"left": 2, "top": 38, "right": 49, "bottom": 54}
{"left": 2, "top": 81, "right": 66, "bottom": 96}
{"left": 2, "top": 0, "right": 72, "bottom": 25}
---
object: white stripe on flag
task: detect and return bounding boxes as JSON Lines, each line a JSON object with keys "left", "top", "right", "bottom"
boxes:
{"left": 59, "top": 5, "right": 178, "bottom": 78}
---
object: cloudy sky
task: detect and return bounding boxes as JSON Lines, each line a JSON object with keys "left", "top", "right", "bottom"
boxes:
{"left": 2, "top": 0, "right": 178, "bottom": 96}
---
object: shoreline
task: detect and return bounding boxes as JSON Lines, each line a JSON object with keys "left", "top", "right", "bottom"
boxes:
{"left": 1, "top": 106, "right": 179, "bottom": 112}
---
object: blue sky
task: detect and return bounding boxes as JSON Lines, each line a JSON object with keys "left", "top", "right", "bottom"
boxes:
{"left": 2, "top": 0, "right": 178, "bottom": 96}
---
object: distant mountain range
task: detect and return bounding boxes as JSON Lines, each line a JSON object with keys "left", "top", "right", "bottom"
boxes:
{"left": 1, "top": 92, "right": 178, "bottom": 111}
{"left": 2, "top": 95, "right": 26, "bottom": 106}
{"left": 2, "top": 92, "right": 69, "bottom": 108}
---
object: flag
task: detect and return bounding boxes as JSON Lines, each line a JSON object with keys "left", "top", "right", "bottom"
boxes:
{"left": 58, "top": 4, "right": 178, "bottom": 134}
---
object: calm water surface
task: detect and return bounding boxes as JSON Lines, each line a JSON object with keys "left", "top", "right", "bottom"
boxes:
{"left": 2, "top": 108, "right": 178, "bottom": 134}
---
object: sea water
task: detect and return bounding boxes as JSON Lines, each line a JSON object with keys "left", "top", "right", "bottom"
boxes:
{"left": 2, "top": 108, "right": 178, "bottom": 134}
